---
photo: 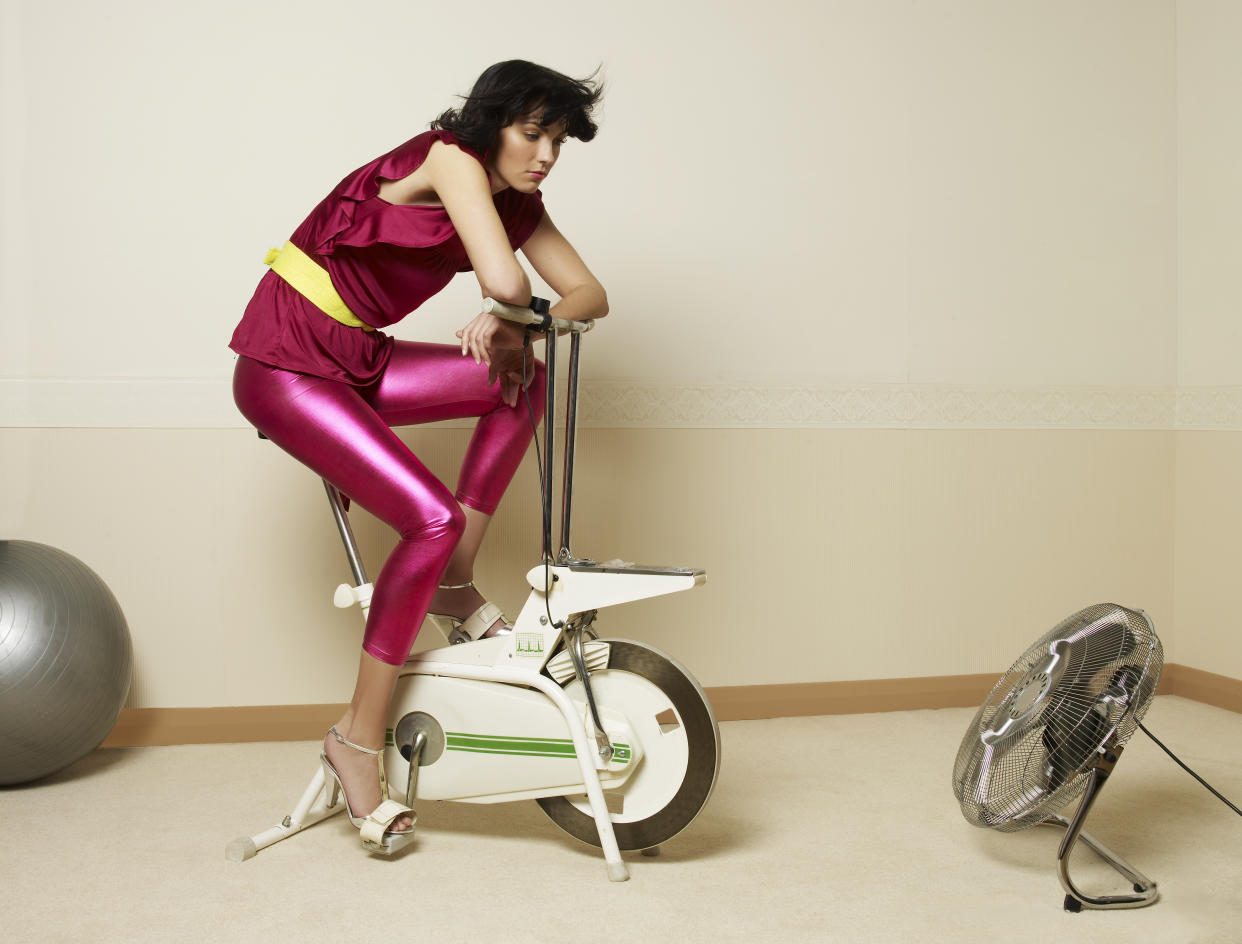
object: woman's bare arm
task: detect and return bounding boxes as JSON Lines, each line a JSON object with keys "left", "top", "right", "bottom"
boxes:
{"left": 475, "top": 212, "right": 608, "bottom": 407}
{"left": 419, "top": 140, "right": 532, "bottom": 304}
{"left": 520, "top": 213, "right": 608, "bottom": 323}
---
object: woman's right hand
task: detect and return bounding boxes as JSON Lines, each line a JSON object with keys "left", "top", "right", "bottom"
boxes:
{"left": 490, "top": 348, "right": 536, "bottom": 408}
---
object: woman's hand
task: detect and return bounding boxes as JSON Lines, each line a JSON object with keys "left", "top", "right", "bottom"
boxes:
{"left": 456, "top": 311, "right": 526, "bottom": 365}
{"left": 490, "top": 348, "right": 536, "bottom": 408}
{"left": 456, "top": 313, "right": 530, "bottom": 406}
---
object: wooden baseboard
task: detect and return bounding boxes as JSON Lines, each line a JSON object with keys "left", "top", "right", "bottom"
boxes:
{"left": 706, "top": 673, "right": 1002, "bottom": 721}
{"left": 1158, "top": 664, "right": 1242, "bottom": 713}
{"left": 101, "top": 704, "right": 349, "bottom": 748}
{"left": 98, "top": 662, "right": 1241, "bottom": 748}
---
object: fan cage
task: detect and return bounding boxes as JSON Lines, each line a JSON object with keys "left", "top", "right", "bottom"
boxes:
{"left": 953, "top": 603, "right": 1163, "bottom": 832}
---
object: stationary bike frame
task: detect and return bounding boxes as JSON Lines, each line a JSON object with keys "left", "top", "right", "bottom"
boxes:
{"left": 228, "top": 301, "right": 714, "bottom": 882}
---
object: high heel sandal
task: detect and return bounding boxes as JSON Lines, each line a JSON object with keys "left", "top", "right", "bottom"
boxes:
{"left": 320, "top": 726, "right": 416, "bottom": 855}
{"left": 427, "top": 580, "right": 512, "bottom": 645}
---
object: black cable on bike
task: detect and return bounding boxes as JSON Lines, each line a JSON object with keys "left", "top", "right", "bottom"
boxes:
{"left": 1139, "top": 721, "right": 1242, "bottom": 818}
{"left": 520, "top": 334, "right": 561, "bottom": 632}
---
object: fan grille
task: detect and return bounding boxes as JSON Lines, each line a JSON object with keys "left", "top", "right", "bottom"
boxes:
{"left": 953, "top": 603, "right": 1162, "bottom": 832}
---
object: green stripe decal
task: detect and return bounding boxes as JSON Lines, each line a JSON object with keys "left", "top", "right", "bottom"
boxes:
{"left": 445, "top": 732, "right": 630, "bottom": 763}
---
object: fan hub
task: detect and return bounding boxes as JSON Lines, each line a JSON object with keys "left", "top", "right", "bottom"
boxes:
{"left": 981, "top": 645, "right": 1067, "bottom": 745}
{"left": 1009, "top": 668, "right": 1051, "bottom": 718}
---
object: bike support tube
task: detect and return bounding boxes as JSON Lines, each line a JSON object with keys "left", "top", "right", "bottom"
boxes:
{"left": 542, "top": 328, "right": 557, "bottom": 563}
{"left": 404, "top": 657, "right": 629, "bottom": 882}
{"left": 559, "top": 332, "right": 582, "bottom": 562}
{"left": 226, "top": 764, "right": 344, "bottom": 862}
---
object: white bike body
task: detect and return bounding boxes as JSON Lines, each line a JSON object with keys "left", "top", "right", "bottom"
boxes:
{"left": 386, "top": 563, "right": 705, "bottom": 807}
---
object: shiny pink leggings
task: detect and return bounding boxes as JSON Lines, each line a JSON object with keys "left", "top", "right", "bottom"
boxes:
{"left": 233, "top": 342, "right": 546, "bottom": 665}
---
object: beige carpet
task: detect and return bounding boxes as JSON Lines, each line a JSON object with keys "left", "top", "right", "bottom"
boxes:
{"left": 2, "top": 695, "right": 1239, "bottom": 943}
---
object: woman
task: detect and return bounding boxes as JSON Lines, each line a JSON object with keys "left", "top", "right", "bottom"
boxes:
{"left": 230, "top": 60, "right": 607, "bottom": 853}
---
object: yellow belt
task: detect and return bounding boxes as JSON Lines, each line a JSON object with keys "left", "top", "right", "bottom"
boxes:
{"left": 263, "top": 241, "right": 374, "bottom": 331}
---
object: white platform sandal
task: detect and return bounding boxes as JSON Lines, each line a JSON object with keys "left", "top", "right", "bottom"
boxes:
{"left": 427, "top": 580, "right": 512, "bottom": 645}
{"left": 320, "top": 726, "right": 416, "bottom": 855}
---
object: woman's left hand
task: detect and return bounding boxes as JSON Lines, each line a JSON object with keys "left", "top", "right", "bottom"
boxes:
{"left": 457, "top": 312, "right": 530, "bottom": 406}
{"left": 456, "top": 311, "right": 526, "bottom": 368}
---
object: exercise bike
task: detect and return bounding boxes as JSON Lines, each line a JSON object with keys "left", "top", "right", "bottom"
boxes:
{"left": 228, "top": 299, "right": 721, "bottom": 881}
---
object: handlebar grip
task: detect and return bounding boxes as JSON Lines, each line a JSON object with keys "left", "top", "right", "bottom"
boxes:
{"left": 481, "top": 298, "right": 594, "bottom": 334}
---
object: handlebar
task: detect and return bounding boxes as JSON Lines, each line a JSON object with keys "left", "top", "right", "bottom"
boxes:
{"left": 481, "top": 297, "right": 594, "bottom": 335}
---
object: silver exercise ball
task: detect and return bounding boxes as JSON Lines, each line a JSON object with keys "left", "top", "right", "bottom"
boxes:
{"left": 0, "top": 541, "right": 133, "bottom": 785}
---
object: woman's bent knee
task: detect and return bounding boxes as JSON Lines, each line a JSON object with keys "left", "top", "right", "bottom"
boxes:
{"left": 399, "top": 495, "right": 466, "bottom": 545}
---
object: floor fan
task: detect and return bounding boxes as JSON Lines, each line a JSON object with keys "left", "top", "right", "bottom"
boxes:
{"left": 952, "top": 603, "right": 1163, "bottom": 911}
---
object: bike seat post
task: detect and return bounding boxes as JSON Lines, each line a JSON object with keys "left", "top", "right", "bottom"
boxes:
{"left": 323, "top": 480, "right": 369, "bottom": 587}
{"left": 558, "top": 331, "right": 582, "bottom": 563}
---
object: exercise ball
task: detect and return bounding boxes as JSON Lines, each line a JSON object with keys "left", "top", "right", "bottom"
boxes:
{"left": 0, "top": 540, "right": 133, "bottom": 785}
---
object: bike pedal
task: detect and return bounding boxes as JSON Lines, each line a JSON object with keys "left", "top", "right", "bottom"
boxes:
{"left": 546, "top": 641, "right": 611, "bottom": 684}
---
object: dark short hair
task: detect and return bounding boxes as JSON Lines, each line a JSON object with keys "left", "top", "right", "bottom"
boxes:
{"left": 431, "top": 60, "right": 602, "bottom": 155}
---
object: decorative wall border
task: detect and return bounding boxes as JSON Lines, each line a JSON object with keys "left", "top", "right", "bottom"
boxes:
{"left": 3, "top": 379, "right": 1242, "bottom": 430}
{"left": 580, "top": 382, "right": 1184, "bottom": 430}
{"left": 1175, "top": 386, "right": 1242, "bottom": 430}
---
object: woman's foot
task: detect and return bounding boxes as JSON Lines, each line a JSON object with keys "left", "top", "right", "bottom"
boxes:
{"left": 323, "top": 724, "right": 414, "bottom": 833}
{"left": 428, "top": 581, "right": 508, "bottom": 639}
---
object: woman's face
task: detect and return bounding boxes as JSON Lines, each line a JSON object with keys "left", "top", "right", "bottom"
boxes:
{"left": 488, "top": 115, "right": 567, "bottom": 193}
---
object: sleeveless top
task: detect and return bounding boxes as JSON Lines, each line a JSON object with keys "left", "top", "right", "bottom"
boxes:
{"left": 228, "top": 129, "right": 545, "bottom": 384}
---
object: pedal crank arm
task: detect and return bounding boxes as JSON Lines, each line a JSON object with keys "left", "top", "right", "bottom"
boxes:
{"left": 567, "top": 612, "right": 612, "bottom": 762}
{"left": 404, "top": 731, "right": 428, "bottom": 807}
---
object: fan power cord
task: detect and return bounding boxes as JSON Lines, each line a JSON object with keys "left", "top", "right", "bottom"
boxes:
{"left": 1139, "top": 721, "right": 1242, "bottom": 818}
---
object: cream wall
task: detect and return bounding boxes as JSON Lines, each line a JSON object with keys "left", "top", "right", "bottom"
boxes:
{"left": 0, "top": 1, "right": 1233, "bottom": 709}
{"left": 1174, "top": 1, "right": 1242, "bottom": 680}
{"left": 0, "top": 426, "right": 1175, "bottom": 707}
{"left": 0, "top": 0, "right": 1177, "bottom": 402}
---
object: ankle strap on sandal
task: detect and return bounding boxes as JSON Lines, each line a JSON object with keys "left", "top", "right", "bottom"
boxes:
{"left": 328, "top": 725, "right": 380, "bottom": 755}
{"left": 437, "top": 580, "right": 477, "bottom": 591}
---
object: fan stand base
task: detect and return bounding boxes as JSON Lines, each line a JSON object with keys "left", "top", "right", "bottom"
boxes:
{"left": 1040, "top": 747, "right": 1159, "bottom": 912}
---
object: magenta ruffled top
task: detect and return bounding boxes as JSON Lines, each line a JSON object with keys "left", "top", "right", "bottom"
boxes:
{"left": 229, "top": 129, "right": 545, "bottom": 384}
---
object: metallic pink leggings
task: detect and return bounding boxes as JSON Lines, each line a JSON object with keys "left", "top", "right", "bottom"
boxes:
{"left": 232, "top": 342, "right": 546, "bottom": 665}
